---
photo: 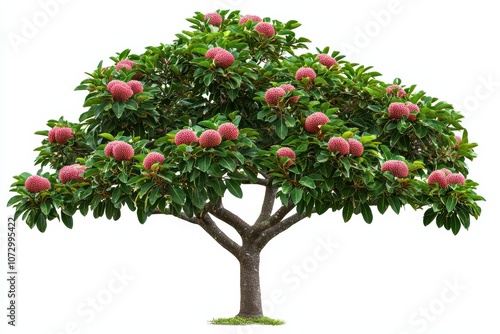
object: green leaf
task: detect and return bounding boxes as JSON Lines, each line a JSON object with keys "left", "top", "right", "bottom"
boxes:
{"left": 169, "top": 187, "right": 186, "bottom": 205}
{"left": 226, "top": 179, "right": 243, "bottom": 198}
{"left": 99, "top": 133, "right": 115, "bottom": 141}
{"left": 197, "top": 155, "right": 211, "bottom": 172}
{"left": 387, "top": 196, "right": 401, "bottom": 214}
{"left": 342, "top": 200, "right": 354, "bottom": 222}
{"left": 219, "top": 156, "right": 236, "bottom": 172}
{"left": 299, "top": 177, "right": 315, "bottom": 189}
{"left": 40, "top": 201, "right": 51, "bottom": 216}
{"left": 423, "top": 208, "right": 438, "bottom": 226}
{"left": 450, "top": 214, "right": 461, "bottom": 235}
{"left": 275, "top": 119, "right": 288, "bottom": 140}
{"left": 360, "top": 202, "right": 373, "bottom": 224}
{"left": 445, "top": 197, "right": 457, "bottom": 213}
{"left": 7, "top": 195, "right": 23, "bottom": 207}
{"left": 112, "top": 101, "right": 125, "bottom": 118}
{"left": 291, "top": 187, "right": 303, "bottom": 205}
{"left": 61, "top": 212, "right": 74, "bottom": 229}
{"left": 36, "top": 213, "right": 47, "bottom": 233}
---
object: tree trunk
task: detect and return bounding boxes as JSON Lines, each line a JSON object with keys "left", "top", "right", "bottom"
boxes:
{"left": 237, "top": 245, "right": 263, "bottom": 318}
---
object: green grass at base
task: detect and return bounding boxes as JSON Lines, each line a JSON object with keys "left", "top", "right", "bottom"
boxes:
{"left": 209, "top": 316, "right": 285, "bottom": 326}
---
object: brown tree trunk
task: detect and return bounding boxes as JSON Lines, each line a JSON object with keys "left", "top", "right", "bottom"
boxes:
{"left": 236, "top": 245, "right": 263, "bottom": 318}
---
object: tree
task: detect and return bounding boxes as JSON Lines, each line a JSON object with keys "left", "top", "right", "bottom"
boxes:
{"left": 8, "top": 9, "right": 484, "bottom": 321}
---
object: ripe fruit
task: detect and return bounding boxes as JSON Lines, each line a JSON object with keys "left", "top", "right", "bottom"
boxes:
{"left": 127, "top": 80, "right": 143, "bottom": 94}
{"left": 112, "top": 141, "right": 135, "bottom": 161}
{"left": 264, "top": 87, "right": 286, "bottom": 106}
{"left": 406, "top": 102, "right": 420, "bottom": 122}
{"left": 317, "top": 54, "right": 338, "bottom": 67}
{"left": 386, "top": 84, "right": 402, "bottom": 94}
{"left": 116, "top": 59, "right": 136, "bottom": 71}
{"left": 327, "top": 137, "right": 350, "bottom": 155}
{"left": 204, "top": 12, "right": 222, "bottom": 26}
{"left": 381, "top": 160, "right": 409, "bottom": 178}
{"left": 59, "top": 164, "right": 86, "bottom": 184}
{"left": 106, "top": 80, "right": 122, "bottom": 91}
{"left": 447, "top": 173, "right": 466, "bottom": 185}
{"left": 218, "top": 123, "right": 239, "bottom": 140}
{"left": 174, "top": 129, "right": 198, "bottom": 146}
{"left": 277, "top": 147, "right": 296, "bottom": 167}
{"left": 238, "top": 14, "right": 262, "bottom": 25}
{"left": 304, "top": 112, "right": 329, "bottom": 133}
{"left": 388, "top": 102, "right": 410, "bottom": 119}
{"left": 205, "top": 47, "right": 225, "bottom": 59}
{"left": 213, "top": 50, "right": 235, "bottom": 69}
{"left": 280, "top": 84, "right": 299, "bottom": 103}
{"left": 143, "top": 152, "right": 165, "bottom": 170}
{"left": 255, "top": 22, "right": 275, "bottom": 37}
{"left": 199, "top": 129, "right": 222, "bottom": 148}
{"left": 25, "top": 175, "right": 51, "bottom": 193}
{"left": 454, "top": 135, "right": 462, "bottom": 149}
{"left": 104, "top": 141, "right": 118, "bottom": 157}
{"left": 295, "top": 67, "right": 316, "bottom": 82}
{"left": 397, "top": 89, "right": 407, "bottom": 98}
{"left": 54, "top": 127, "right": 74, "bottom": 145}
{"left": 108, "top": 81, "right": 134, "bottom": 102}
{"left": 348, "top": 138, "right": 364, "bottom": 157}
{"left": 427, "top": 170, "right": 448, "bottom": 188}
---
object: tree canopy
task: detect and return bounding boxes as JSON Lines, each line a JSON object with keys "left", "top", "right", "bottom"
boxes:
{"left": 8, "top": 9, "right": 483, "bottom": 237}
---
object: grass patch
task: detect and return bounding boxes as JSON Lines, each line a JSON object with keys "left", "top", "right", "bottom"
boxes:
{"left": 209, "top": 316, "right": 285, "bottom": 326}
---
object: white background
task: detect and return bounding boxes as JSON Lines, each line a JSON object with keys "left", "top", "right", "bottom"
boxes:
{"left": 1, "top": 1, "right": 499, "bottom": 333}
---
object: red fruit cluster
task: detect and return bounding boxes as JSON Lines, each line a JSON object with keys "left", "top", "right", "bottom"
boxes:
{"left": 205, "top": 47, "right": 225, "bottom": 59}
{"left": 25, "top": 175, "right": 51, "bottom": 193}
{"left": 199, "top": 129, "right": 222, "bottom": 148}
{"left": 59, "top": 164, "right": 86, "bottom": 184}
{"left": 143, "top": 152, "right": 165, "bottom": 170}
{"left": 104, "top": 141, "right": 134, "bottom": 161}
{"left": 174, "top": 129, "right": 198, "bottom": 146}
{"left": 205, "top": 48, "right": 234, "bottom": 69}
{"left": 327, "top": 137, "right": 350, "bottom": 155}
{"left": 304, "top": 112, "right": 329, "bottom": 134}
{"left": 204, "top": 12, "right": 222, "bottom": 26}
{"left": 295, "top": 67, "right": 316, "bottom": 82}
{"left": 116, "top": 59, "right": 136, "bottom": 71}
{"left": 277, "top": 147, "right": 296, "bottom": 167}
{"left": 381, "top": 160, "right": 409, "bottom": 178}
{"left": 264, "top": 87, "right": 286, "bottom": 106}
{"left": 428, "top": 169, "right": 466, "bottom": 188}
{"left": 48, "top": 126, "right": 74, "bottom": 145}
{"left": 238, "top": 14, "right": 262, "bottom": 25}
{"left": 348, "top": 138, "right": 364, "bottom": 157}
{"left": 218, "top": 123, "right": 239, "bottom": 140}
{"left": 317, "top": 54, "right": 338, "bottom": 67}
{"left": 127, "top": 80, "right": 143, "bottom": 94}
{"left": 280, "top": 84, "right": 299, "bottom": 103}
{"left": 406, "top": 102, "right": 420, "bottom": 122}
{"left": 388, "top": 102, "right": 410, "bottom": 119}
{"left": 386, "top": 84, "right": 406, "bottom": 97}
{"left": 106, "top": 80, "right": 134, "bottom": 102}
{"left": 255, "top": 22, "right": 275, "bottom": 37}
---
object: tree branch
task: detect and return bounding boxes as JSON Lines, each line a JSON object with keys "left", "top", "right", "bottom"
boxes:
{"left": 199, "top": 213, "right": 241, "bottom": 259}
{"left": 254, "top": 211, "right": 311, "bottom": 250}
{"left": 205, "top": 201, "right": 250, "bottom": 236}
{"left": 254, "top": 185, "right": 277, "bottom": 225}
{"left": 251, "top": 203, "right": 295, "bottom": 238}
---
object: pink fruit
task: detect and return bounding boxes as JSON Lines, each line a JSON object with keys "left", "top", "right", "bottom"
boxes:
{"left": 386, "top": 85, "right": 402, "bottom": 94}
{"left": 205, "top": 47, "right": 225, "bottom": 59}
{"left": 295, "top": 67, "right": 316, "bottom": 82}
{"left": 204, "top": 12, "right": 222, "bottom": 26}
{"left": 25, "top": 175, "right": 51, "bottom": 193}
{"left": 255, "top": 22, "right": 275, "bottom": 37}
{"left": 397, "top": 89, "right": 407, "bottom": 98}
{"left": 143, "top": 152, "right": 165, "bottom": 170}
{"left": 104, "top": 141, "right": 118, "bottom": 157}
{"left": 48, "top": 127, "right": 59, "bottom": 143}
{"left": 127, "top": 80, "right": 143, "bottom": 94}
{"left": 199, "top": 129, "right": 222, "bottom": 148}
{"left": 54, "top": 127, "right": 74, "bottom": 145}
{"left": 238, "top": 14, "right": 262, "bottom": 25}
{"left": 109, "top": 82, "right": 134, "bottom": 102}
{"left": 264, "top": 87, "right": 286, "bottom": 106}
{"left": 280, "top": 84, "right": 299, "bottom": 103}
{"left": 447, "top": 173, "right": 466, "bottom": 186}
{"left": 174, "top": 129, "right": 198, "bottom": 146}
{"left": 277, "top": 147, "right": 296, "bottom": 167}
{"left": 427, "top": 170, "right": 448, "bottom": 188}
{"left": 327, "top": 137, "right": 350, "bottom": 155}
{"left": 106, "top": 80, "right": 123, "bottom": 91}
{"left": 112, "top": 141, "right": 135, "bottom": 161}
{"left": 218, "top": 123, "right": 239, "bottom": 140}
{"left": 116, "top": 59, "right": 136, "bottom": 71}
{"left": 213, "top": 50, "right": 235, "bottom": 69}
{"left": 317, "top": 54, "right": 338, "bottom": 67}
{"left": 381, "top": 160, "right": 409, "bottom": 178}
{"left": 388, "top": 102, "right": 410, "bottom": 119}
{"left": 406, "top": 102, "right": 420, "bottom": 122}
{"left": 304, "top": 112, "right": 329, "bottom": 134}
{"left": 348, "top": 138, "right": 364, "bottom": 157}
{"left": 454, "top": 135, "right": 462, "bottom": 149}
{"left": 59, "top": 164, "right": 86, "bottom": 184}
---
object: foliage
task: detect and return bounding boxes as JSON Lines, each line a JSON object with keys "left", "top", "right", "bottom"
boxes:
{"left": 209, "top": 316, "right": 285, "bottom": 326}
{"left": 8, "top": 9, "right": 483, "bottom": 236}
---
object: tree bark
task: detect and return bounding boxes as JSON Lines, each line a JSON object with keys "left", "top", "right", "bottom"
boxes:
{"left": 237, "top": 245, "right": 263, "bottom": 318}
